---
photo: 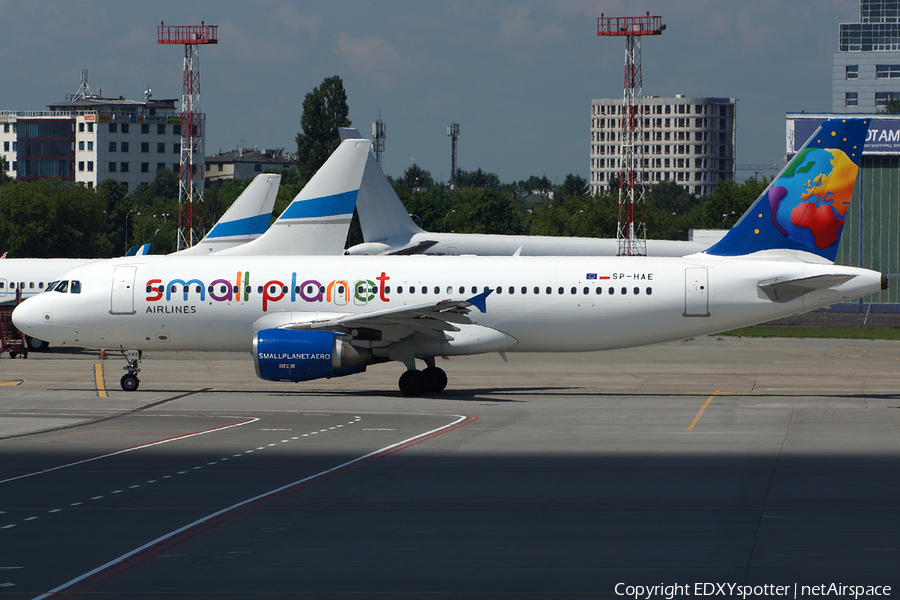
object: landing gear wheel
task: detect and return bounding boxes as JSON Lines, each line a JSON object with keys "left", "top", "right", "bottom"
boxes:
{"left": 399, "top": 370, "right": 426, "bottom": 396}
{"left": 9, "top": 351, "right": 17, "bottom": 359}
{"left": 27, "top": 337, "right": 48, "bottom": 351}
{"left": 120, "top": 373, "right": 140, "bottom": 392}
{"left": 422, "top": 367, "right": 448, "bottom": 393}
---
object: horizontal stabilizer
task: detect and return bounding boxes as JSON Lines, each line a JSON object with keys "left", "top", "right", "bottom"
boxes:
{"left": 387, "top": 240, "right": 439, "bottom": 255}
{"left": 758, "top": 273, "right": 856, "bottom": 302}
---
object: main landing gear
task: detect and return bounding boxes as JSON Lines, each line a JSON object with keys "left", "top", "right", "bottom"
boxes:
{"left": 120, "top": 349, "right": 142, "bottom": 391}
{"left": 398, "top": 357, "right": 448, "bottom": 397}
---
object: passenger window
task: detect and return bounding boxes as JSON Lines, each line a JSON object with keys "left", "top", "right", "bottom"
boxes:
{"left": 558, "top": 287, "right": 564, "bottom": 295}
{"left": 608, "top": 287, "right": 615, "bottom": 295}
{"left": 459, "top": 286, "right": 465, "bottom": 294}
{"left": 409, "top": 286, "right": 414, "bottom": 294}
{"left": 472, "top": 286, "right": 478, "bottom": 294}
{"left": 221, "top": 285, "right": 228, "bottom": 294}
{"left": 234, "top": 286, "right": 240, "bottom": 294}
{"left": 646, "top": 287, "right": 653, "bottom": 295}
{"left": 596, "top": 287, "right": 602, "bottom": 294}
{"left": 583, "top": 287, "right": 589, "bottom": 295}
{"left": 338, "top": 285, "right": 345, "bottom": 294}
{"left": 508, "top": 286, "right": 514, "bottom": 294}
{"left": 39, "top": 282, "right": 44, "bottom": 289}
{"left": 634, "top": 287, "right": 640, "bottom": 295}
{"left": 245, "top": 286, "right": 251, "bottom": 294}
{"left": 435, "top": 286, "right": 440, "bottom": 294}
{"left": 546, "top": 287, "right": 552, "bottom": 294}
{"left": 306, "top": 285, "right": 315, "bottom": 294}
{"left": 195, "top": 285, "right": 202, "bottom": 293}
{"left": 71, "top": 280, "right": 81, "bottom": 294}
{"left": 29, "top": 282, "right": 35, "bottom": 289}
{"left": 397, "top": 286, "right": 403, "bottom": 294}
{"left": 257, "top": 286, "right": 263, "bottom": 294}
{"left": 521, "top": 286, "right": 527, "bottom": 294}
{"left": 421, "top": 286, "right": 427, "bottom": 294}
{"left": 533, "top": 287, "right": 539, "bottom": 294}
{"left": 621, "top": 287, "right": 627, "bottom": 295}
{"left": 570, "top": 287, "right": 576, "bottom": 295}
{"left": 496, "top": 286, "right": 502, "bottom": 294}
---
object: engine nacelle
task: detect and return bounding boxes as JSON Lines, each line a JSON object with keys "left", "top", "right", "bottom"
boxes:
{"left": 253, "top": 329, "right": 371, "bottom": 382}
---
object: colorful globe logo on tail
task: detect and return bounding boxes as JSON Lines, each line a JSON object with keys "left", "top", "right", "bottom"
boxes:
{"left": 769, "top": 147, "right": 857, "bottom": 251}
{"left": 705, "top": 118, "right": 867, "bottom": 263}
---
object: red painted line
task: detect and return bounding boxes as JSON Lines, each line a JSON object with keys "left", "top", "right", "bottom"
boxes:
{"left": 36, "top": 413, "right": 476, "bottom": 600}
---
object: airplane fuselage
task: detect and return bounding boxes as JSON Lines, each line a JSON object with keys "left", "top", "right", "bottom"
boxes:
{"left": 15, "top": 254, "right": 882, "bottom": 355}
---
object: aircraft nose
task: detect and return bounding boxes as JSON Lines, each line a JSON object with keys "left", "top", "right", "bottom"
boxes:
{"left": 11, "top": 298, "right": 45, "bottom": 336}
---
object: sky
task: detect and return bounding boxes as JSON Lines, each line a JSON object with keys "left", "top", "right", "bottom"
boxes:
{"left": 0, "top": 0, "right": 860, "bottom": 186}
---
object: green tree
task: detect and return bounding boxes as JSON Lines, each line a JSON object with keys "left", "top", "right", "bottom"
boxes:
{"left": 0, "top": 155, "right": 10, "bottom": 185}
{"left": 402, "top": 163, "right": 433, "bottom": 190}
{"left": 558, "top": 173, "right": 589, "bottom": 199}
{"left": 0, "top": 180, "right": 111, "bottom": 257}
{"left": 882, "top": 97, "right": 900, "bottom": 113}
{"left": 295, "top": 76, "right": 351, "bottom": 181}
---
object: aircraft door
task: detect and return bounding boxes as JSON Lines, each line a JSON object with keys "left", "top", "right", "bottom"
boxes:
{"left": 110, "top": 266, "right": 137, "bottom": 315}
{"left": 684, "top": 267, "right": 710, "bottom": 317}
{"left": 0, "top": 279, "right": 7, "bottom": 300}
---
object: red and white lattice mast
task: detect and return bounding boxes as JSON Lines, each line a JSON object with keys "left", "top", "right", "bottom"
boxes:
{"left": 597, "top": 12, "right": 664, "bottom": 256}
{"left": 158, "top": 22, "right": 218, "bottom": 251}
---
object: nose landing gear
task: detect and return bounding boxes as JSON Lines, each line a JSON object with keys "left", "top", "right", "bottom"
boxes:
{"left": 120, "top": 349, "right": 142, "bottom": 391}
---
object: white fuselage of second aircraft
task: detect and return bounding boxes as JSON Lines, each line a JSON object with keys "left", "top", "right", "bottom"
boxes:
{"left": 14, "top": 253, "right": 883, "bottom": 355}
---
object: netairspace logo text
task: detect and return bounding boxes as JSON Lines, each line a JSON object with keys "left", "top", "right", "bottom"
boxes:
{"left": 614, "top": 583, "right": 892, "bottom": 600}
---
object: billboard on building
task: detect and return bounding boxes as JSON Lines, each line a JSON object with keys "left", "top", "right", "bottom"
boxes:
{"left": 788, "top": 114, "right": 900, "bottom": 155}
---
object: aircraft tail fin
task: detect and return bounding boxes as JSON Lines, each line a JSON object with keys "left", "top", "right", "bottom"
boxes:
{"left": 704, "top": 118, "right": 868, "bottom": 263}
{"left": 339, "top": 127, "right": 424, "bottom": 243}
{"left": 172, "top": 173, "right": 280, "bottom": 256}
{"left": 217, "top": 139, "right": 370, "bottom": 256}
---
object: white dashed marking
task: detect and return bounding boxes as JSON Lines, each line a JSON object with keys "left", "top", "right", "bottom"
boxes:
{"left": 91, "top": 496, "right": 103, "bottom": 500}
{"left": 1, "top": 525, "right": 15, "bottom": 530}
{"left": 24, "top": 517, "right": 38, "bottom": 521}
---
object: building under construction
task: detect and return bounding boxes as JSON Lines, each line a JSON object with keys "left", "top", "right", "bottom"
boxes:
{"left": 589, "top": 95, "right": 736, "bottom": 198}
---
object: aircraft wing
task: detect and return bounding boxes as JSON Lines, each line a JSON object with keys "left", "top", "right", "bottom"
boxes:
{"left": 281, "top": 289, "right": 492, "bottom": 341}
{"left": 758, "top": 274, "right": 856, "bottom": 302}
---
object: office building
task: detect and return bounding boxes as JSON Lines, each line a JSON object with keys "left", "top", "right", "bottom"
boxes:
{"left": 833, "top": 0, "right": 900, "bottom": 112}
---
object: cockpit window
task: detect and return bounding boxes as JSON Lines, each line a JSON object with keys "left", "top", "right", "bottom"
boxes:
{"left": 54, "top": 280, "right": 69, "bottom": 293}
{"left": 70, "top": 280, "right": 82, "bottom": 294}
{"left": 45, "top": 281, "right": 59, "bottom": 292}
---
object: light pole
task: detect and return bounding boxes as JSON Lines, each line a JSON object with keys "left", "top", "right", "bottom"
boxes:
{"left": 154, "top": 213, "right": 170, "bottom": 237}
{"left": 722, "top": 211, "right": 736, "bottom": 229}
{"left": 443, "top": 210, "right": 455, "bottom": 233}
{"left": 408, "top": 213, "right": 423, "bottom": 228}
{"left": 125, "top": 210, "right": 134, "bottom": 249}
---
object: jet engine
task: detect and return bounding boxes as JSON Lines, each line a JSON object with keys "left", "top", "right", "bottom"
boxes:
{"left": 253, "top": 329, "right": 373, "bottom": 382}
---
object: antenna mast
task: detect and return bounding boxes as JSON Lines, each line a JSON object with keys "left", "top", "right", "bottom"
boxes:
{"left": 448, "top": 122, "right": 460, "bottom": 190}
{"left": 158, "top": 21, "right": 218, "bottom": 251}
{"left": 597, "top": 12, "right": 664, "bottom": 256}
{"left": 373, "top": 114, "right": 386, "bottom": 168}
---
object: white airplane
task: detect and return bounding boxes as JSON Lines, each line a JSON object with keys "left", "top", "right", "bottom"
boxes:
{"left": 13, "top": 119, "right": 885, "bottom": 397}
{"left": 338, "top": 128, "right": 709, "bottom": 257}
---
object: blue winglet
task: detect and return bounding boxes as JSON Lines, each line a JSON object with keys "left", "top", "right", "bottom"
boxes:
{"left": 124, "top": 246, "right": 138, "bottom": 256}
{"left": 465, "top": 288, "right": 493, "bottom": 313}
